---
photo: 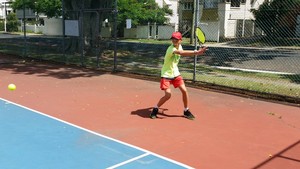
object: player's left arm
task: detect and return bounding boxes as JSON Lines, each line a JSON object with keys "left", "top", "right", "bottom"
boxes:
{"left": 174, "top": 46, "right": 208, "bottom": 56}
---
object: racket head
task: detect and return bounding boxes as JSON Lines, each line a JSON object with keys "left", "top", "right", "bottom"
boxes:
{"left": 196, "top": 27, "right": 206, "bottom": 44}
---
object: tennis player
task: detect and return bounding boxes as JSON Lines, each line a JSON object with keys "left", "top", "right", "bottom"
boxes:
{"left": 150, "top": 31, "right": 208, "bottom": 120}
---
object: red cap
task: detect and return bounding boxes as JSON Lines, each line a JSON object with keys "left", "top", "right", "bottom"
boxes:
{"left": 171, "top": 32, "right": 182, "bottom": 40}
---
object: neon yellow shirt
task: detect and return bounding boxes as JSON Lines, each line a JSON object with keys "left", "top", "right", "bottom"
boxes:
{"left": 161, "top": 44, "right": 183, "bottom": 78}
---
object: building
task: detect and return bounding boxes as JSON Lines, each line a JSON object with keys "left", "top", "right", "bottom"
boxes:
{"left": 179, "top": 0, "right": 265, "bottom": 41}
{"left": 0, "top": 0, "right": 36, "bottom": 20}
{"left": 124, "top": 0, "right": 180, "bottom": 39}
{"left": 155, "top": 0, "right": 179, "bottom": 30}
{"left": 0, "top": 0, "right": 13, "bottom": 32}
{"left": 0, "top": 0, "right": 13, "bottom": 19}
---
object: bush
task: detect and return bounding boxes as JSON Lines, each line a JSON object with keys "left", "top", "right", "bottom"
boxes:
{"left": 7, "top": 13, "right": 19, "bottom": 32}
{"left": 0, "top": 20, "right": 4, "bottom": 31}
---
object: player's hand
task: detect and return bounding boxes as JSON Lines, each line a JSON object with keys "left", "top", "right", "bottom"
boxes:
{"left": 195, "top": 46, "right": 208, "bottom": 55}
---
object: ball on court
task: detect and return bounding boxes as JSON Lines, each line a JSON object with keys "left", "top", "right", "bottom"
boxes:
{"left": 8, "top": 84, "right": 16, "bottom": 91}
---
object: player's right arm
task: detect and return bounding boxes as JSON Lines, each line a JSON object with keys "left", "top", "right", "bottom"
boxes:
{"left": 173, "top": 46, "right": 208, "bottom": 56}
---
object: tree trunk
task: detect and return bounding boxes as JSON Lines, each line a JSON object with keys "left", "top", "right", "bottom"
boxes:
{"left": 63, "top": 0, "right": 113, "bottom": 53}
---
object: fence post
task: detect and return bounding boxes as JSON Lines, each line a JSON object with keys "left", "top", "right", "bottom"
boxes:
{"left": 23, "top": 2, "right": 27, "bottom": 57}
{"left": 193, "top": 0, "right": 200, "bottom": 82}
{"left": 62, "top": 0, "right": 66, "bottom": 61}
{"left": 113, "top": 0, "right": 118, "bottom": 71}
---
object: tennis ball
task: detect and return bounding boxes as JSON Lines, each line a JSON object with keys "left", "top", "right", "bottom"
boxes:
{"left": 8, "top": 84, "right": 16, "bottom": 91}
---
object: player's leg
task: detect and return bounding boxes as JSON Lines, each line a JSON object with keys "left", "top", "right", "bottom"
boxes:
{"left": 178, "top": 84, "right": 195, "bottom": 120}
{"left": 150, "top": 78, "right": 172, "bottom": 119}
{"left": 157, "top": 88, "right": 172, "bottom": 107}
{"left": 175, "top": 76, "right": 195, "bottom": 120}
{"left": 178, "top": 83, "right": 188, "bottom": 109}
{"left": 150, "top": 89, "right": 171, "bottom": 119}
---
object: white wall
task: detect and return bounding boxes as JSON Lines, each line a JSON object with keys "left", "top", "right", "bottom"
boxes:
{"left": 157, "top": 25, "right": 175, "bottom": 39}
{"left": 166, "top": 0, "right": 179, "bottom": 31}
{"left": 199, "top": 22, "right": 220, "bottom": 42}
{"left": 125, "top": 25, "right": 175, "bottom": 39}
{"left": 202, "top": 0, "right": 266, "bottom": 39}
{"left": 0, "top": 0, "right": 13, "bottom": 19}
{"left": 43, "top": 18, "right": 63, "bottom": 36}
{"left": 155, "top": 0, "right": 179, "bottom": 31}
{"left": 137, "top": 25, "right": 149, "bottom": 39}
{"left": 124, "top": 28, "right": 137, "bottom": 38}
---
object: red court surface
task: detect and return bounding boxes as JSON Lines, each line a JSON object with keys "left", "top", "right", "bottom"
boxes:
{"left": 1, "top": 62, "right": 299, "bottom": 169}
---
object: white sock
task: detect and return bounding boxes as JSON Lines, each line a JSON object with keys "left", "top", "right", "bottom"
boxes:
{"left": 154, "top": 105, "right": 158, "bottom": 109}
{"left": 184, "top": 108, "right": 189, "bottom": 112}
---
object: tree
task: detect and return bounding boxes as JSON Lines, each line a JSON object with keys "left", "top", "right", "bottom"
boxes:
{"left": 11, "top": 0, "right": 114, "bottom": 53}
{"left": 117, "top": 0, "right": 172, "bottom": 36}
{"left": 10, "top": 0, "right": 172, "bottom": 53}
{"left": 6, "top": 13, "right": 19, "bottom": 32}
{"left": 251, "top": 0, "right": 300, "bottom": 37}
{"left": 11, "top": 0, "right": 172, "bottom": 37}
{"left": 10, "top": 0, "right": 62, "bottom": 18}
{"left": 62, "top": 0, "right": 114, "bottom": 53}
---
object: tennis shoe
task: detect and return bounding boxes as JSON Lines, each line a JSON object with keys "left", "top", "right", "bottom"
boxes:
{"left": 150, "top": 108, "right": 158, "bottom": 119}
{"left": 184, "top": 109, "right": 195, "bottom": 120}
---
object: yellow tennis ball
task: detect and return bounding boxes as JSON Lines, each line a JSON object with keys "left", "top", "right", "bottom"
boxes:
{"left": 8, "top": 84, "right": 16, "bottom": 91}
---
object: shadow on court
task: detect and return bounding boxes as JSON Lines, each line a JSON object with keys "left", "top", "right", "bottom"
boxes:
{"left": 131, "top": 107, "right": 184, "bottom": 119}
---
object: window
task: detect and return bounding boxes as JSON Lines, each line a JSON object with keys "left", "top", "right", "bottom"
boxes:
{"left": 183, "top": 2, "right": 193, "bottom": 10}
{"left": 204, "top": 0, "right": 218, "bottom": 8}
{"left": 231, "top": 0, "right": 241, "bottom": 7}
{"left": 225, "top": 0, "right": 245, "bottom": 7}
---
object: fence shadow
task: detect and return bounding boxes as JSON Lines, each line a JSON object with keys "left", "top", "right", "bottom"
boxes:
{"left": 0, "top": 53, "right": 104, "bottom": 79}
{"left": 252, "top": 140, "right": 300, "bottom": 169}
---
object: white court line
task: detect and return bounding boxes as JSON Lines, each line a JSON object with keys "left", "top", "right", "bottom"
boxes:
{"left": 0, "top": 98, "right": 194, "bottom": 169}
{"left": 211, "top": 66, "right": 295, "bottom": 75}
{"left": 106, "top": 152, "right": 150, "bottom": 169}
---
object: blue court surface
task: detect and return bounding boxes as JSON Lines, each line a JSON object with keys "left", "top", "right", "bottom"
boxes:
{"left": 0, "top": 98, "right": 193, "bottom": 169}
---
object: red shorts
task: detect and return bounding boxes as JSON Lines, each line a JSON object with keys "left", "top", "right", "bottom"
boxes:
{"left": 160, "top": 76, "right": 184, "bottom": 90}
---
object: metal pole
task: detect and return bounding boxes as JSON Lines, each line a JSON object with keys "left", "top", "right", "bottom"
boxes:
{"left": 23, "top": 0, "right": 27, "bottom": 57}
{"left": 4, "top": 2, "right": 7, "bottom": 32}
{"left": 193, "top": 0, "right": 199, "bottom": 82}
{"left": 80, "top": 1, "right": 84, "bottom": 67}
{"left": 242, "top": 2, "right": 246, "bottom": 37}
{"left": 62, "top": 0, "right": 66, "bottom": 61}
{"left": 113, "top": 0, "right": 118, "bottom": 71}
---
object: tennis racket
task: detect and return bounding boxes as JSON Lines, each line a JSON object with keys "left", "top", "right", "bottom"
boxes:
{"left": 195, "top": 27, "right": 206, "bottom": 48}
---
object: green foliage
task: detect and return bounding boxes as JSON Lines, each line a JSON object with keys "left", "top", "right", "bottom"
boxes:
{"left": 0, "top": 20, "right": 4, "bottom": 31}
{"left": 251, "top": 0, "right": 300, "bottom": 37}
{"left": 118, "top": 0, "right": 172, "bottom": 26}
{"left": 6, "top": 13, "right": 19, "bottom": 32}
{"left": 117, "top": 0, "right": 172, "bottom": 36}
{"left": 10, "top": 0, "right": 62, "bottom": 18}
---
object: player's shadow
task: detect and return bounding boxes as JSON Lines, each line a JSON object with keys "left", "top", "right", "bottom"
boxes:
{"left": 131, "top": 107, "right": 184, "bottom": 119}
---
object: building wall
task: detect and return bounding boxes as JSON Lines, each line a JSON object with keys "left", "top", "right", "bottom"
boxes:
{"left": 0, "top": 0, "right": 13, "bottom": 19}
{"left": 178, "top": 0, "right": 194, "bottom": 37}
{"left": 155, "top": 0, "right": 179, "bottom": 30}
{"left": 43, "top": 18, "right": 62, "bottom": 36}
{"left": 179, "top": 0, "right": 266, "bottom": 41}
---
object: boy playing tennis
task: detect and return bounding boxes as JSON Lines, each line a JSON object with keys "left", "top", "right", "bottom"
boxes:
{"left": 150, "top": 31, "right": 207, "bottom": 120}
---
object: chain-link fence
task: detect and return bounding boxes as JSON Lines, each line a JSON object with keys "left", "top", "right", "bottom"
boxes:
{"left": 0, "top": 0, "right": 299, "bottom": 103}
